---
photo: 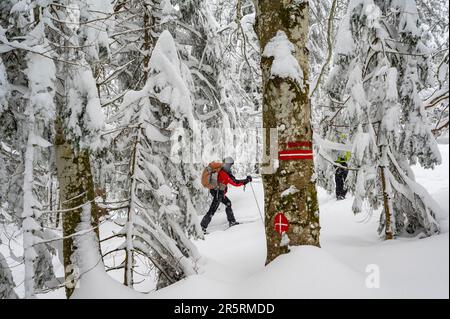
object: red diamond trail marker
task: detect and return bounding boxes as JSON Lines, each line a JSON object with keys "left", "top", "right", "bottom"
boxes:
{"left": 274, "top": 212, "right": 289, "bottom": 235}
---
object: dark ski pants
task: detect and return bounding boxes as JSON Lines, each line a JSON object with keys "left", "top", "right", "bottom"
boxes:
{"left": 335, "top": 164, "right": 349, "bottom": 200}
{"left": 201, "top": 190, "right": 236, "bottom": 229}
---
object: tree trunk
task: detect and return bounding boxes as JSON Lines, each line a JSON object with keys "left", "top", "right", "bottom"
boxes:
{"left": 255, "top": 0, "right": 321, "bottom": 264}
{"left": 142, "top": 9, "right": 153, "bottom": 81}
{"left": 380, "top": 146, "right": 394, "bottom": 240}
{"left": 22, "top": 117, "right": 36, "bottom": 299}
{"left": 124, "top": 127, "right": 141, "bottom": 287}
{"left": 54, "top": 118, "right": 100, "bottom": 298}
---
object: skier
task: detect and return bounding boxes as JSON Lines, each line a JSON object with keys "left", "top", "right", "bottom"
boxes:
{"left": 200, "top": 157, "right": 252, "bottom": 234}
{"left": 335, "top": 151, "right": 350, "bottom": 200}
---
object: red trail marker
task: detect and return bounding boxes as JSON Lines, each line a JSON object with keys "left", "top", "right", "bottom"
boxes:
{"left": 279, "top": 140, "right": 313, "bottom": 161}
{"left": 274, "top": 213, "right": 289, "bottom": 235}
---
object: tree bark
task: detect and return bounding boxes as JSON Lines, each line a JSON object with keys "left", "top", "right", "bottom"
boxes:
{"left": 124, "top": 127, "right": 140, "bottom": 287}
{"left": 379, "top": 146, "right": 394, "bottom": 240}
{"left": 22, "top": 115, "right": 36, "bottom": 299}
{"left": 54, "top": 118, "right": 99, "bottom": 298}
{"left": 254, "top": 0, "right": 321, "bottom": 264}
{"left": 142, "top": 9, "right": 153, "bottom": 81}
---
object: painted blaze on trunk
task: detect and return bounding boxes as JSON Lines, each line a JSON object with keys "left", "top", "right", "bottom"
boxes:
{"left": 255, "top": 0, "right": 320, "bottom": 264}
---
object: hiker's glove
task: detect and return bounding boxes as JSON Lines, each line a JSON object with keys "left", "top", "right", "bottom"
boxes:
{"left": 244, "top": 176, "right": 252, "bottom": 184}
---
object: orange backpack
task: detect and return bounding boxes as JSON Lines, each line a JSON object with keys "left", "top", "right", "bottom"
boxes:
{"left": 201, "top": 162, "right": 223, "bottom": 190}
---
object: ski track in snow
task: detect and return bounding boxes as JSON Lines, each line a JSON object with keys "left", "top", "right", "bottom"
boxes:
{"left": 2, "top": 146, "right": 448, "bottom": 298}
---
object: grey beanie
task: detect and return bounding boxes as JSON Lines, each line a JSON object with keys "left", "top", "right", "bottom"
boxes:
{"left": 223, "top": 157, "right": 235, "bottom": 164}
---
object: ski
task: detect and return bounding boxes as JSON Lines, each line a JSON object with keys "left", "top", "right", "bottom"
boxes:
{"left": 203, "top": 219, "right": 260, "bottom": 235}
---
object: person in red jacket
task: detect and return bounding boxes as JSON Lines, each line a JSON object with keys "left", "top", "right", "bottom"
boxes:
{"left": 201, "top": 157, "right": 252, "bottom": 233}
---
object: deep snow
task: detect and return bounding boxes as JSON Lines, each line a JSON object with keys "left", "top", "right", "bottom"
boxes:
{"left": 1, "top": 145, "right": 448, "bottom": 298}
{"left": 151, "top": 145, "right": 449, "bottom": 299}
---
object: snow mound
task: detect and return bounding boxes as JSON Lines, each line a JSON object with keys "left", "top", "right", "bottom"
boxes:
{"left": 154, "top": 245, "right": 387, "bottom": 299}
{"left": 70, "top": 204, "right": 142, "bottom": 299}
{"left": 238, "top": 246, "right": 385, "bottom": 299}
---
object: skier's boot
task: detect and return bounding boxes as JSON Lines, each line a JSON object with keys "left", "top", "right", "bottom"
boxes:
{"left": 229, "top": 221, "right": 240, "bottom": 228}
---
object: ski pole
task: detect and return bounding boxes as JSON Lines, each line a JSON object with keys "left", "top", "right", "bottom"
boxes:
{"left": 250, "top": 182, "right": 264, "bottom": 224}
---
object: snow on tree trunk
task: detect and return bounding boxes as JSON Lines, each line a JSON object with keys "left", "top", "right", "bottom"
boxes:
{"left": 0, "top": 2, "right": 61, "bottom": 295}
{"left": 255, "top": 0, "right": 320, "bottom": 264}
{"left": 123, "top": 127, "right": 140, "bottom": 287}
{"left": 54, "top": 119, "right": 100, "bottom": 298}
{"left": 50, "top": 1, "right": 107, "bottom": 295}
{"left": 22, "top": 118, "right": 37, "bottom": 299}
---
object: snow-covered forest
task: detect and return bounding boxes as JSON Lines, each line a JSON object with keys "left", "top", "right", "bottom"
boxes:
{"left": 0, "top": 0, "right": 448, "bottom": 300}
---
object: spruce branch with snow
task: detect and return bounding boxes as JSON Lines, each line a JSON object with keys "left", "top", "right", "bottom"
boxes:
{"left": 107, "top": 29, "right": 203, "bottom": 289}
{"left": 320, "top": 0, "right": 443, "bottom": 239}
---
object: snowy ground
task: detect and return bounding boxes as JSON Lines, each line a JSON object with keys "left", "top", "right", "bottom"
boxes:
{"left": 2, "top": 145, "right": 448, "bottom": 298}
{"left": 150, "top": 144, "right": 449, "bottom": 299}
